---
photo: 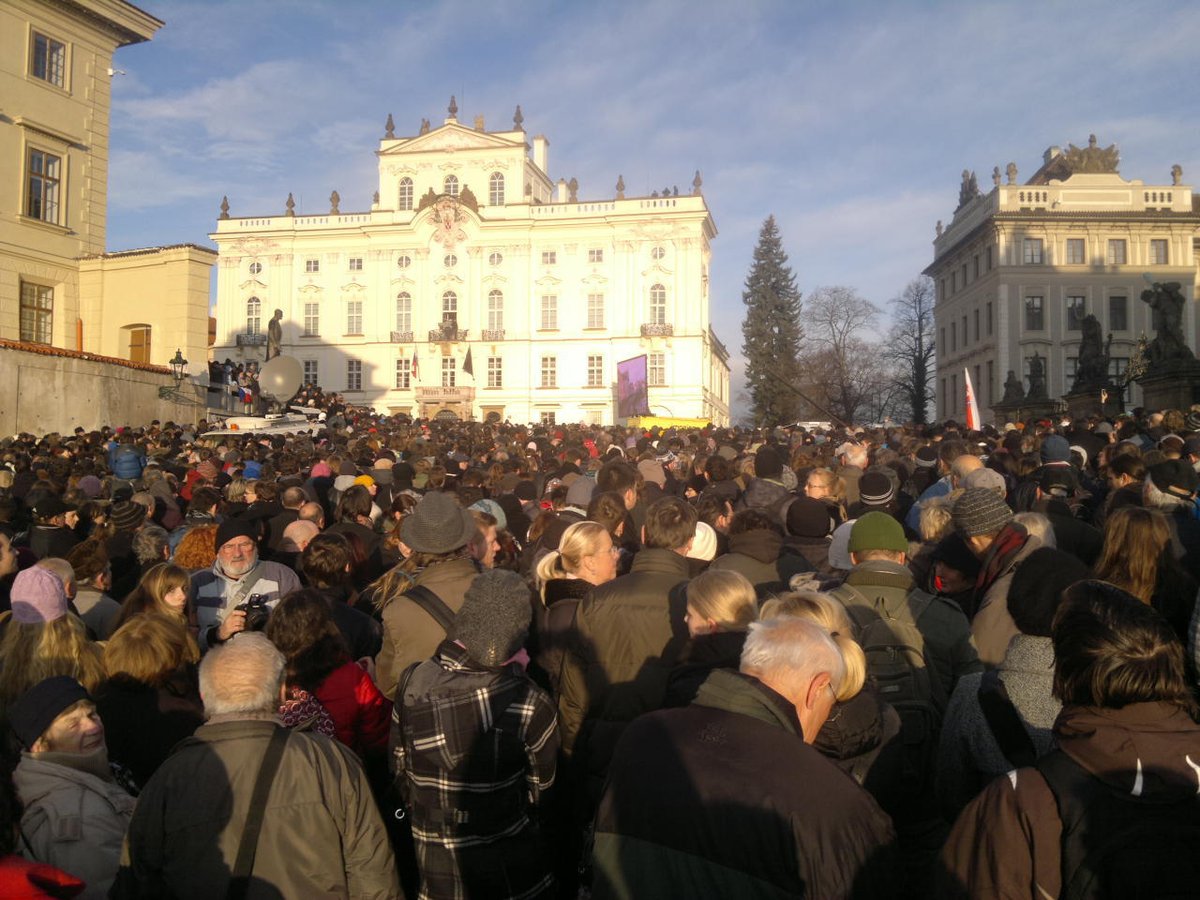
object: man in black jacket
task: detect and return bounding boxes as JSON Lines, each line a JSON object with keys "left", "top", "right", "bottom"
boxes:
{"left": 593, "top": 616, "right": 895, "bottom": 899}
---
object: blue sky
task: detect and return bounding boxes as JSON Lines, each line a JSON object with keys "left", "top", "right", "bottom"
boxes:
{"left": 107, "top": 0, "right": 1200, "bottom": 396}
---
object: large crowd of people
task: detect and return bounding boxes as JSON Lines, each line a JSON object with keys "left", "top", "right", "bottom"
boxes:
{"left": 1, "top": 406, "right": 1199, "bottom": 898}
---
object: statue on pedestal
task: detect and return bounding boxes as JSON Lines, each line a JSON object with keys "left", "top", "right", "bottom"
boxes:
{"left": 1001, "top": 370, "right": 1025, "bottom": 404}
{"left": 1027, "top": 352, "right": 1048, "bottom": 400}
{"left": 1141, "top": 281, "right": 1194, "bottom": 369}
{"left": 1072, "top": 314, "right": 1112, "bottom": 392}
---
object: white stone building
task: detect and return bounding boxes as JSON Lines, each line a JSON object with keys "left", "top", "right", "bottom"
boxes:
{"left": 928, "top": 137, "right": 1200, "bottom": 421}
{"left": 210, "top": 100, "right": 730, "bottom": 425}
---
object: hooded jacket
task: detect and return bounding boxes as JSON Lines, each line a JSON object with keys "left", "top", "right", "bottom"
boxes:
{"left": 940, "top": 702, "right": 1200, "bottom": 899}
{"left": 14, "top": 754, "right": 136, "bottom": 900}
{"left": 708, "top": 529, "right": 810, "bottom": 590}
{"left": 593, "top": 669, "right": 896, "bottom": 900}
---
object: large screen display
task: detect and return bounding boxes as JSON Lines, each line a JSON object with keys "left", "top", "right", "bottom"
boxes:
{"left": 616, "top": 354, "right": 651, "bottom": 419}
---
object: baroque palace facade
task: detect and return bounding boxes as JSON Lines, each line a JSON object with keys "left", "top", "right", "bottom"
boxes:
{"left": 928, "top": 136, "right": 1200, "bottom": 421}
{"left": 210, "top": 100, "right": 731, "bottom": 425}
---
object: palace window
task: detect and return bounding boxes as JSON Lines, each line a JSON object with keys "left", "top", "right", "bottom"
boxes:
{"left": 1023, "top": 238, "right": 1043, "bottom": 265}
{"left": 396, "top": 254, "right": 411, "bottom": 269}
{"left": 489, "top": 172, "right": 505, "bottom": 206}
{"left": 487, "top": 356, "right": 502, "bottom": 388}
{"left": 541, "top": 250, "right": 556, "bottom": 265}
{"left": 651, "top": 246, "right": 666, "bottom": 261}
{"left": 20, "top": 282, "right": 53, "bottom": 344}
{"left": 588, "top": 248, "right": 604, "bottom": 263}
{"left": 303, "top": 302, "right": 319, "bottom": 336}
{"left": 1109, "top": 295, "right": 1128, "bottom": 332}
{"left": 398, "top": 177, "right": 413, "bottom": 211}
{"left": 303, "top": 360, "right": 318, "bottom": 386}
{"left": 249, "top": 261, "right": 262, "bottom": 275}
{"left": 444, "top": 254, "right": 457, "bottom": 268}
{"left": 487, "top": 290, "right": 504, "bottom": 331}
{"left": 587, "top": 355, "right": 604, "bottom": 387}
{"left": 649, "top": 283, "right": 667, "bottom": 325}
{"left": 1150, "top": 239, "right": 1169, "bottom": 265}
{"left": 986, "top": 301, "right": 993, "bottom": 336}
{"left": 347, "top": 360, "right": 362, "bottom": 391}
{"left": 395, "top": 359, "right": 410, "bottom": 390}
{"left": 25, "top": 149, "right": 61, "bottom": 224}
{"left": 304, "top": 258, "right": 320, "bottom": 273}
{"left": 488, "top": 252, "right": 503, "bottom": 266}
{"left": 31, "top": 32, "right": 66, "bottom": 87}
{"left": 348, "top": 257, "right": 363, "bottom": 271}
{"left": 1106, "top": 239, "right": 1127, "bottom": 265}
{"left": 441, "top": 291, "right": 458, "bottom": 327}
{"left": 1066, "top": 238, "right": 1085, "bottom": 264}
{"left": 540, "top": 295, "right": 557, "bottom": 330}
{"left": 541, "top": 356, "right": 557, "bottom": 388}
{"left": 649, "top": 352, "right": 665, "bottom": 386}
{"left": 1024, "top": 296, "right": 1044, "bottom": 331}
{"left": 540, "top": 411, "right": 556, "bottom": 426}
{"left": 441, "top": 357, "right": 456, "bottom": 387}
{"left": 396, "top": 292, "right": 412, "bottom": 333}
{"left": 346, "top": 298, "right": 363, "bottom": 334}
{"left": 1066, "top": 295, "right": 1086, "bottom": 331}
{"left": 443, "top": 174, "right": 459, "bottom": 197}
{"left": 587, "top": 293, "right": 605, "bottom": 329}
{"left": 246, "top": 297, "right": 261, "bottom": 334}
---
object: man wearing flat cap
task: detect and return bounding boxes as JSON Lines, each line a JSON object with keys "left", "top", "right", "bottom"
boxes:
{"left": 376, "top": 491, "right": 483, "bottom": 698}
{"left": 191, "top": 517, "right": 301, "bottom": 650}
{"left": 10, "top": 676, "right": 135, "bottom": 898}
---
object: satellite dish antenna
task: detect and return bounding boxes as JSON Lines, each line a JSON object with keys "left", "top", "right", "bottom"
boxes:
{"left": 258, "top": 355, "right": 303, "bottom": 411}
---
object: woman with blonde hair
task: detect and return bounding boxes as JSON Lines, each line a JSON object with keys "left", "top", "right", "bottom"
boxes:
{"left": 1093, "top": 506, "right": 1197, "bottom": 650}
{"left": 665, "top": 569, "right": 758, "bottom": 707}
{"left": 759, "top": 590, "right": 904, "bottom": 810}
{"left": 804, "top": 466, "right": 848, "bottom": 525}
{"left": 0, "top": 567, "right": 106, "bottom": 711}
{"left": 532, "top": 521, "right": 619, "bottom": 694}
{"left": 112, "top": 563, "right": 198, "bottom": 646}
{"left": 95, "top": 613, "right": 204, "bottom": 788}
{"left": 535, "top": 520, "right": 619, "bottom": 605}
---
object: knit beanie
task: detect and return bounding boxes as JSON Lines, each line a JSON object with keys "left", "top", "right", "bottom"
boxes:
{"left": 784, "top": 496, "right": 836, "bottom": 539}
{"left": 754, "top": 445, "right": 784, "bottom": 481}
{"left": 9, "top": 677, "right": 90, "bottom": 751}
{"left": 1007, "top": 547, "right": 1090, "bottom": 637}
{"left": 952, "top": 488, "right": 1014, "bottom": 537}
{"left": 1040, "top": 435, "right": 1071, "bottom": 464}
{"left": 77, "top": 475, "right": 103, "bottom": 499}
{"left": 10, "top": 566, "right": 68, "bottom": 625}
{"left": 215, "top": 516, "right": 259, "bottom": 552}
{"left": 930, "top": 532, "right": 982, "bottom": 581}
{"left": 915, "top": 446, "right": 938, "bottom": 468}
{"left": 848, "top": 511, "right": 907, "bottom": 554}
{"left": 310, "top": 461, "right": 332, "bottom": 479}
{"left": 110, "top": 500, "right": 146, "bottom": 532}
{"left": 856, "top": 472, "right": 895, "bottom": 508}
{"left": 453, "top": 569, "right": 532, "bottom": 666}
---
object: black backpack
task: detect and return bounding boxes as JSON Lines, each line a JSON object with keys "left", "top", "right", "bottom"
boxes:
{"left": 1037, "top": 749, "right": 1200, "bottom": 899}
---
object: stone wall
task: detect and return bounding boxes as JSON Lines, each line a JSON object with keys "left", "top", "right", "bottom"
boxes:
{"left": 0, "top": 340, "right": 205, "bottom": 435}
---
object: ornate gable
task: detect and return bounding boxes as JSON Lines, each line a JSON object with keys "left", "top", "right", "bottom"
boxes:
{"left": 381, "top": 124, "right": 522, "bottom": 156}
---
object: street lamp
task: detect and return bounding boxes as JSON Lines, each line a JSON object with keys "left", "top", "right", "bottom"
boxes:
{"left": 159, "top": 348, "right": 194, "bottom": 401}
{"left": 168, "top": 348, "right": 188, "bottom": 384}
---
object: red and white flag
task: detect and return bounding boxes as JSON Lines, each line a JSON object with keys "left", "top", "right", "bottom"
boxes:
{"left": 411, "top": 349, "right": 419, "bottom": 383}
{"left": 964, "top": 367, "right": 980, "bottom": 431}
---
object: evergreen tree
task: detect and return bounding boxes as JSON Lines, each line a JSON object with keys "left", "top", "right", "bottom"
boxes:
{"left": 741, "top": 216, "right": 804, "bottom": 426}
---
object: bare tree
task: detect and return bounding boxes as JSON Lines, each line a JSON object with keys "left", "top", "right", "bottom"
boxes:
{"left": 803, "top": 286, "right": 882, "bottom": 424}
{"left": 884, "top": 276, "right": 937, "bottom": 424}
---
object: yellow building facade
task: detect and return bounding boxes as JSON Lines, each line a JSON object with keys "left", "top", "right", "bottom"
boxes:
{"left": 1, "top": 0, "right": 214, "bottom": 376}
{"left": 929, "top": 138, "right": 1200, "bottom": 421}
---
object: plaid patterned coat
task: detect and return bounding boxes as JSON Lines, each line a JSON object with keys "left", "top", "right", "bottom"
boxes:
{"left": 393, "top": 640, "right": 558, "bottom": 900}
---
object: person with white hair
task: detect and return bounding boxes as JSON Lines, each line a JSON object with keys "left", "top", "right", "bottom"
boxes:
{"left": 592, "top": 616, "right": 895, "bottom": 899}
{"left": 114, "top": 633, "right": 398, "bottom": 899}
